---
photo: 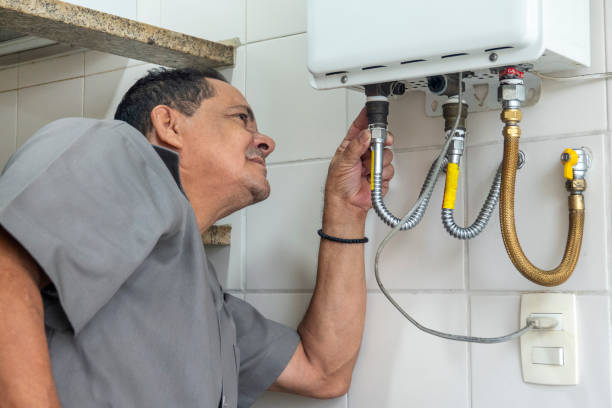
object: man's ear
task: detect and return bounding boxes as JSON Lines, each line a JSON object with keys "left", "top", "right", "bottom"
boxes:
{"left": 150, "top": 105, "right": 183, "bottom": 149}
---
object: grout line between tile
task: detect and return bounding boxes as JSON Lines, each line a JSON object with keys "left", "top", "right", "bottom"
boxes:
{"left": 84, "top": 61, "right": 149, "bottom": 78}
{"left": 267, "top": 157, "right": 331, "bottom": 168}
{"left": 245, "top": 31, "right": 306, "bottom": 46}
{"left": 14, "top": 83, "right": 18, "bottom": 152}
{"left": 81, "top": 53, "right": 85, "bottom": 117}
{"left": 14, "top": 75, "right": 85, "bottom": 92}
{"left": 266, "top": 130, "right": 608, "bottom": 168}
{"left": 467, "top": 297, "right": 473, "bottom": 408}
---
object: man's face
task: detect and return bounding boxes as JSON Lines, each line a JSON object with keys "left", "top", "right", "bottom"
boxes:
{"left": 177, "top": 79, "right": 275, "bottom": 213}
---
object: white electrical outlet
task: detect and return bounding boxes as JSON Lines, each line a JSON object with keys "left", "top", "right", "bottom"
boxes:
{"left": 519, "top": 293, "right": 578, "bottom": 385}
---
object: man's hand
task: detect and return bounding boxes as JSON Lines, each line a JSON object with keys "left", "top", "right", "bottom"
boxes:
{"left": 269, "top": 109, "right": 395, "bottom": 399}
{"left": 324, "top": 108, "right": 394, "bottom": 213}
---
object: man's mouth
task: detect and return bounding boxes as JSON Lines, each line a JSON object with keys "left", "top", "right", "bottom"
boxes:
{"left": 248, "top": 157, "right": 266, "bottom": 167}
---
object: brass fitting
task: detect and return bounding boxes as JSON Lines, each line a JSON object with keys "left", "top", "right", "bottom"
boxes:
{"left": 568, "top": 195, "right": 585, "bottom": 211}
{"left": 502, "top": 126, "right": 521, "bottom": 138}
{"left": 443, "top": 101, "right": 469, "bottom": 131}
{"left": 566, "top": 179, "right": 587, "bottom": 193}
{"left": 500, "top": 109, "right": 522, "bottom": 123}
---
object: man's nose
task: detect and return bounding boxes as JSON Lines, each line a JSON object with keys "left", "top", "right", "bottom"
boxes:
{"left": 254, "top": 132, "right": 275, "bottom": 158}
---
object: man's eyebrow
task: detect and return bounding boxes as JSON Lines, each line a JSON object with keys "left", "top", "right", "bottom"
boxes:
{"left": 228, "top": 105, "right": 255, "bottom": 121}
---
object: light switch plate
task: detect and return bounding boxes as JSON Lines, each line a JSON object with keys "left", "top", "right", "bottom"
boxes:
{"left": 520, "top": 293, "right": 578, "bottom": 385}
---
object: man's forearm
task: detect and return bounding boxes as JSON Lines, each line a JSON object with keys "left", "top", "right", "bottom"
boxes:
{"left": 297, "top": 196, "right": 367, "bottom": 392}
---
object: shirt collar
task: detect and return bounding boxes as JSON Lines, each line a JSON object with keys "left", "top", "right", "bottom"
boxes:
{"left": 152, "top": 145, "right": 185, "bottom": 194}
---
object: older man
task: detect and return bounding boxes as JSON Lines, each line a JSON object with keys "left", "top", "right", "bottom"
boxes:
{"left": 0, "top": 68, "right": 394, "bottom": 407}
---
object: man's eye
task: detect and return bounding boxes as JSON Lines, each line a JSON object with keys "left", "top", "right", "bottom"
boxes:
{"left": 237, "top": 113, "right": 248, "bottom": 123}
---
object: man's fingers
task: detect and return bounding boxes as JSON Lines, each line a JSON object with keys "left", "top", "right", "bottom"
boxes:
{"left": 345, "top": 108, "right": 368, "bottom": 142}
{"left": 384, "top": 131, "right": 394, "bottom": 147}
{"left": 382, "top": 163, "right": 395, "bottom": 181}
{"left": 382, "top": 181, "right": 390, "bottom": 196}
{"left": 342, "top": 129, "right": 371, "bottom": 161}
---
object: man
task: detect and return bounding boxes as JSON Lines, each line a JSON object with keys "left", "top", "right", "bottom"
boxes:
{"left": 0, "top": 68, "right": 394, "bottom": 407}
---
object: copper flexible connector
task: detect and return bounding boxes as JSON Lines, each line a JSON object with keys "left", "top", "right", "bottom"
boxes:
{"left": 499, "top": 109, "right": 585, "bottom": 286}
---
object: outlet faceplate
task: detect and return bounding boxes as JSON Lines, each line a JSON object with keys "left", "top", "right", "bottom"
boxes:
{"left": 520, "top": 293, "right": 578, "bottom": 385}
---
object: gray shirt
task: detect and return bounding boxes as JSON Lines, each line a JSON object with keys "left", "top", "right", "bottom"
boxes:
{"left": 0, "top": 118, "right": 300, "bottom": 408}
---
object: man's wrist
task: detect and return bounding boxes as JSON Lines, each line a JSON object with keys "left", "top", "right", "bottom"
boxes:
{"left": 322, "top": 195, "right": 367, "bottom": 238}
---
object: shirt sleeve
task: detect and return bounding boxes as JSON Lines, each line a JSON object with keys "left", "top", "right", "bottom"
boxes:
{"left": 223, "top": 294, "right": 300, "bottom": 408}
{"left": 0, "top": 118, "right": 184, "bottom": 334}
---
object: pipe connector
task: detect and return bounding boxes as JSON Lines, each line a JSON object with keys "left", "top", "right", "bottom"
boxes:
{"left": 498, "top": 67, "right": 526, "bottom": 109}
{"left": 370, "top": 125, "right": 387, "bottom": 144}
{"left": 428, "top": 74, "right": 465, "bottom": 98}
{"left": 442, "top": 99, "right": 468, "bottom": 165}
{"left": 500, "top": 109, "right": 522, "bottom": 124}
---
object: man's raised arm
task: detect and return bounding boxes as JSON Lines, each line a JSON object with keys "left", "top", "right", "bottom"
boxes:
{"left": 270, "top": 109, "right": 394, "bottom": 398}
{"left": 0, "top": 227, "right": 61, "bottom": 407}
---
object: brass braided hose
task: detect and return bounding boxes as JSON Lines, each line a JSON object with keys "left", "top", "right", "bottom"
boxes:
{"left": 499, "top": 108, "right": 585, "bottom": 286}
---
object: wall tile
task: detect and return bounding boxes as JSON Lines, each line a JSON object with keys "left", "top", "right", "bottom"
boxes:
{"left": 253, "top": 393, "right": 345, "bottom": 408}
{"left": 349, "top": 293, "right": 468, "bottom": 408}
{"left": 0, "top": 91, "right": 17, "bottom": 170}
{"left": 246, "top": 0, "right": 307, "bottom": 43}
{"left": 471, "top": 295, "right": 611, "bottom": 408}
{"left": 17, "top": 78, "right": 83, "bottom": 146}
{"left": 246, "top": 34, "right": 346, "bottom": 163}
{"left": 84, "top": 63, "right": 158, "bottom": 120}
{"left": 64, "top": 0, "right": 137, "bottom": 20}
{"left": 85, "top": 51, "right": 146, "bottom": 76}
{"left": 606, "top": 0, "right": 612, "bottom": 130}
{"left": 246, "top": 293, "right": 346, "bottom": 408}
{"left": 219, "top": 45, "right": 247, "bottom": 95}
{"left": 19, "top": 53, "right": 84, "bottom": 88}
{"left": 346, "top": 89, "right": 365, "bottom": 129}
{"left": 0, "top": 67, "right": 18, "bottom": 92}
{"left": 137, "top": 0, "right": 161, "bottom": 26}
{"left": 467, "top": 134, "right": 607, "bottom": 291}
{"left": 364, "top": 148, "right": 465, "bottom": 290}
{"left": 207, "top": 210, "right": 243, "bottom": 291}
{"left": 160, "top": 0, "right": 246, "bottom": 43}
{"left": 246, "top": 161, "right": 328, "bottom": 290}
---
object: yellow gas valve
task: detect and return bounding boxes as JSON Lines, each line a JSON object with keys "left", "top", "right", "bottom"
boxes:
{"left": 560, "top": 147, "right": 591, "bottom": 184}
{"left": 561, "top": 148, "right": 579, "bottom": 180}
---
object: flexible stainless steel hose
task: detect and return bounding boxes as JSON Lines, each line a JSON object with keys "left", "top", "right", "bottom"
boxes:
{"left": 441, "top": 164, "right": 502, "bottom": 239}
{"left": 372, "top": 154, "right": 443, "bottom": 230}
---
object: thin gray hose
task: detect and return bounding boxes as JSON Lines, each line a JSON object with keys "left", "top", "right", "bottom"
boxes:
{"left": 441, "top": 164, "right": 502, "bottom": 239}
{"left": 373, "top": 73, "right": 535, "bottom": 343}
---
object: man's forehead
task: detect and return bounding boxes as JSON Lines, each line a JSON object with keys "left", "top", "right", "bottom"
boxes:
{"left": 208, "top": 79, "right": 249, "bottom": 107}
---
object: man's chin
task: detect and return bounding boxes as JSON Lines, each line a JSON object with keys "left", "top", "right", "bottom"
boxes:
{"left": 250, "top": 181, "right": 271, "bottom": 204}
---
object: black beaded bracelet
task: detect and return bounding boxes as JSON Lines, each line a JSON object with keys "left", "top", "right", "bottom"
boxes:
{"left": 317, "top": 229, "right": 369, "bottom": 244}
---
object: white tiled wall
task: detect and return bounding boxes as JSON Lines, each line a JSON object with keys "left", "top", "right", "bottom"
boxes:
{"left": 0, "top": 0, "right": 610, "bottom": 407}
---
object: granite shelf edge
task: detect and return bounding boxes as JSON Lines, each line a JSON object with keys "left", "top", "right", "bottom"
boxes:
{"left": 0, "top": 0, "right": 234, "bottom": 69}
